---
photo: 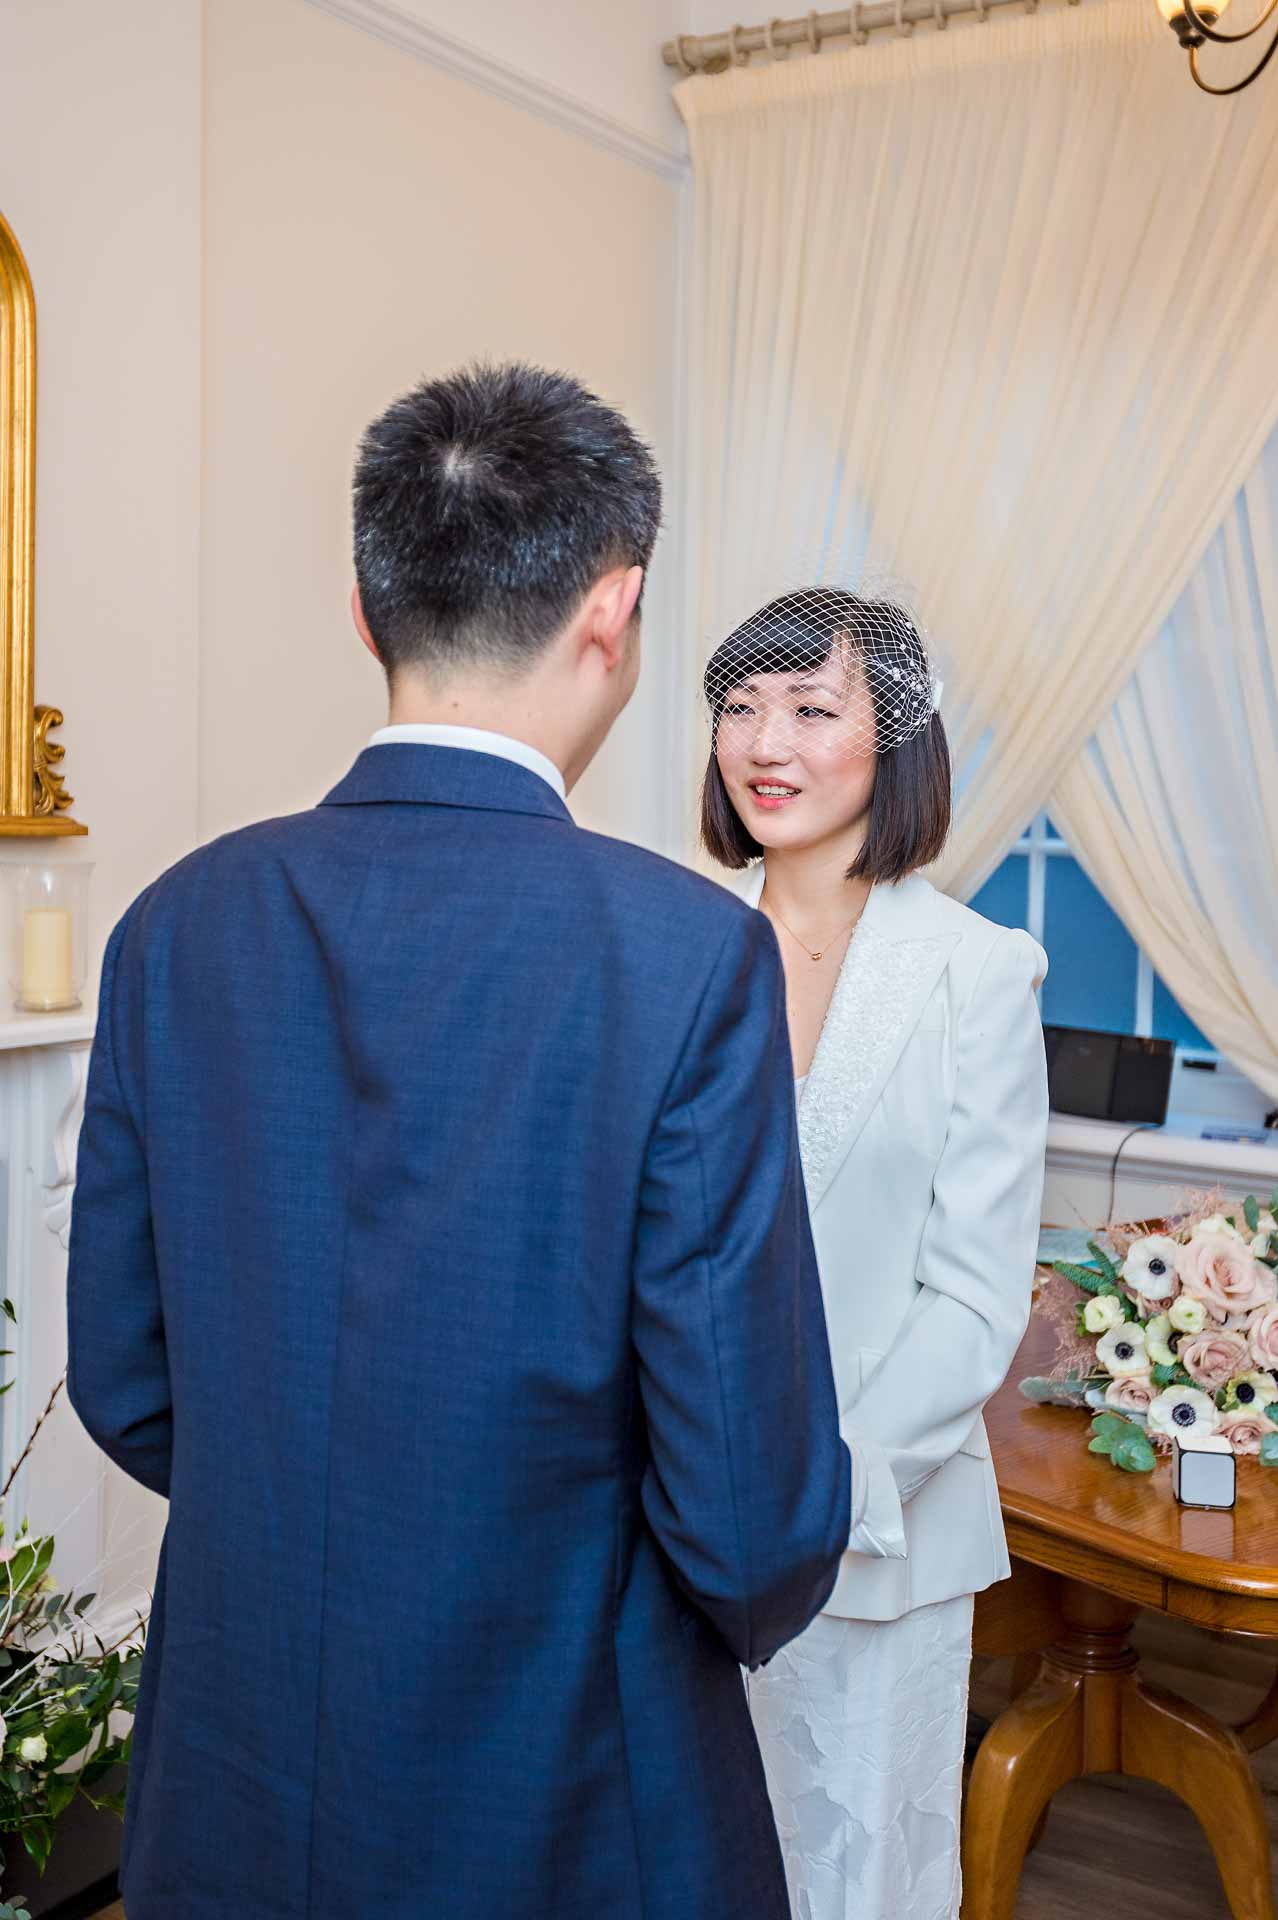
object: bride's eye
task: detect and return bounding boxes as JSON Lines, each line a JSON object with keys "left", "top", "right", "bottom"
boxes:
{"left": 722, "top": 702, "right": 754, "bottom": 717}
{"left": 797, "top": 706, "right": 838, "bottom": 721}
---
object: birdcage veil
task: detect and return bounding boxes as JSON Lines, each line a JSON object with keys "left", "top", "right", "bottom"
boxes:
{"left": 702, "top": 573, "right": 943, "bottom": 765}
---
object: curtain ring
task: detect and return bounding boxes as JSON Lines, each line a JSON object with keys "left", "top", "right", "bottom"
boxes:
{"left": 975, "top": 0, "right": 988, "bottom": 19}
{"left": 852, "top": 1, "right": 869, "bottom": 44}
{"left": 728, "top": 23, "right": 749, "bottom": 64}
{"left": 764, "top": 17, "right": 786, "bottom": 57}
{"left": 895, "top": 0, "right": 913, "bottom": 33}
{"left": 807, "top": 8, "right": 821, "bottom": 51}
{"left": 934, "top": 0, "right": 947, "bottom": 27}
{"left": 672, "top": 33, "right": 698, "bottom": 74}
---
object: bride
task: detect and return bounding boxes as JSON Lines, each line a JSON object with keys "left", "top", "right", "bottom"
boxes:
{"left": 701, "top": 588, "right": 1049, "bottom": 1920}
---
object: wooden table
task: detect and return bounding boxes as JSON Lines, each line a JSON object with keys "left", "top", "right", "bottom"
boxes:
{"left": 965, "top": 1307, "right": 1278, "bottom": 1920}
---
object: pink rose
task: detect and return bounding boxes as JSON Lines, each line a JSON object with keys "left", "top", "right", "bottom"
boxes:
{"left": 1248, "top": 1305, "right": 1278, "bottom": 1372}
{"left": 1176, "top": 1234, "right": 1276, "bottom": 1323}
{"left": 1218, "top": 1409, "right": 1276, "bottom": 1456}
{"left": 1180, "top": 1329, "right": 1250, "bottom": 1392}
{"left": 1104, "top": 1375, "right": 1156, "bottom": 1414}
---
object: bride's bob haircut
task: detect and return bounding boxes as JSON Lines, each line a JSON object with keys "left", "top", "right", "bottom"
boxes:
{"left": 700, "top": 589, "right": 952, "bottom": 883}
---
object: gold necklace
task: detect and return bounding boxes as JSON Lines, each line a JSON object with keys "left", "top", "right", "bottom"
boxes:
{"left": 761, "top": 893, "right": 861, "bottom": 964}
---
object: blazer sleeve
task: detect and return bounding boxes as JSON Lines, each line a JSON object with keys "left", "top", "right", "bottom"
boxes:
{"left": 841, "top": 926, "right": 1048, "bottom": 1549}
{"left": 632, "top": 909, "right": 851, "bottom": 1669}
{"left": 67, "top": 911, "right": 173, "bottom": 1498}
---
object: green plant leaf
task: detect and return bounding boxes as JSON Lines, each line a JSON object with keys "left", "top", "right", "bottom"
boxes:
{"left": 19, "top": 1821, "right": 50, "bottom": 1873}
{"left": 1151, "top": 1363, "right": 1179, "bottom": 1387}
{"left": 43, "top": 1712, "right": 91, "bottom": 1769}
{"left": 1, "top": 1302, "right": 16, "bottom": 1326}
{"left": 1088, "top": 1239, "right": 1122, "bottom": 1285}
{"left": 1260, "top": 1432, "right": 1278, "bottom": 1466}
{"left": 1110, "top": 1430, "right": 1157, "bottom": 1473}
{"left": 1245, "top": 1194, "right": 1261, "bottom": 1235}
{"left": 1053, "top": 1259, "right": 1111, "bottom": 1297}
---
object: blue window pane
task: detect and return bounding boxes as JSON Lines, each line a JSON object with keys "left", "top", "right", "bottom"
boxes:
{"left": 1152, "top": 974, "right": 1211, "bottom": 1050}
{"left": 1042, "top": 858, "right": 1138, "bottom": 1033}
{"left": 968, "top": 855, "right": 1028, "bottom": 933}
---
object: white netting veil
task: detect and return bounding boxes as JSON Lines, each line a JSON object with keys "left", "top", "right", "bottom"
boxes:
{"left": 703, "top": 584, "right": 942, "bottom": 765}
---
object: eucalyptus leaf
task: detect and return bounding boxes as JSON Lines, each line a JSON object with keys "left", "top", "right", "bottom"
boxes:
{"left": 1018, "top": 1376, "right": 1096, "bottom": 1409}
{"left": 1260, "top": 1432, "right": 1278, "bottom": 1467}
{"left": 1245, "top": 1194, "right": 1261, "bottom": 1235}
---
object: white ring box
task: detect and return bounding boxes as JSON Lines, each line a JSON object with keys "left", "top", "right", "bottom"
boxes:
{"left": 1172, "top": 1430, "right": 1237, "bottom": 1510}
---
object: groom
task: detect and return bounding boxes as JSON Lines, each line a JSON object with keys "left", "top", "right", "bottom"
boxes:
{"left": 67, "top": 362, "right": 850, "bottom": 1919}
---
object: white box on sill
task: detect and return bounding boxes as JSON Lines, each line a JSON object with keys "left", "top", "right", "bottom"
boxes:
{"left": 1172, "top": 1431, "right": 1236, "bottom": 1510}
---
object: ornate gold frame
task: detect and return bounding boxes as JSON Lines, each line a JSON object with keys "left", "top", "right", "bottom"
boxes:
{"left": 0, "top": 211, "right": 85, "bottom": 837}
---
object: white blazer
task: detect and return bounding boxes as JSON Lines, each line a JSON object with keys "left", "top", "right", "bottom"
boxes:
{"left": 741, "top": 867, "right": 1049, "bottom": 1622}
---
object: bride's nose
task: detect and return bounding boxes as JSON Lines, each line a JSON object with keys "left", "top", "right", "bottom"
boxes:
{"left": 749, "top": 709, "right": 794, "bottom": 764}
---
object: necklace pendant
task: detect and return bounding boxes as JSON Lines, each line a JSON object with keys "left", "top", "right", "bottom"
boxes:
{"left": 811, "top": 951, "right": 823, "bottom": 962}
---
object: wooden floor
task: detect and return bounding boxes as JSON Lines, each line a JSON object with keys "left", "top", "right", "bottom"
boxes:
{"left": 93, "top": 1611, "right": 1278, "bottom": 1919}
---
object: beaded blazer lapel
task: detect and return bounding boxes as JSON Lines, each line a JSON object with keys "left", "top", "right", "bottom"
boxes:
{"left": 742, "top": 868, "right": 957, "bottom": 1210}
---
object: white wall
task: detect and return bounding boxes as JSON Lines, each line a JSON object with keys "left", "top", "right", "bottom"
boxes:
{"left": 4, "top": 0, "right": 204, "bottom": 955}
{"left": 201, "top": 0, "right": 683, "bottom": 856}
{"left": 313, "top": 0, "right": 690, "bottom": 156}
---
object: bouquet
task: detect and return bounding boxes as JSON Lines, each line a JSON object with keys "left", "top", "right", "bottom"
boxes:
{"left": 1021, "top": 1191, "right": 1278, "bottom": 1475}
{"left": 0, "top": 1310, "right": 146, "bottom": 1917}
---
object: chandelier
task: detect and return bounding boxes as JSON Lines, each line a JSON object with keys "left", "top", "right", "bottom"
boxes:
{"left": 1155, "top": 0, "right": 1278, "bottom": 92}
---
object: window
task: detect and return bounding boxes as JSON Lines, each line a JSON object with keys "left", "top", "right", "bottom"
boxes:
{"left": 968, "top": 815, "right": 1272, "bottom": 1138}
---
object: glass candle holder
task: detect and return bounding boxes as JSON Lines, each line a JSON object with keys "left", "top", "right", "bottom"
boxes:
{"left": 7, "top": 862, "right": 91, "bottom": 1013}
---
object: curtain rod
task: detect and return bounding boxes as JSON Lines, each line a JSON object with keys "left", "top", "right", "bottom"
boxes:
{"left": 663, "top": 0, "right": 1081, "bottom": 73}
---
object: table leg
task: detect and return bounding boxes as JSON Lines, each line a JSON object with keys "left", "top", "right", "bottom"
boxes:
{"left": 1124, "top": 1675, "right": 1275, "bottom": 1920}
{"left": 1234, "top": 1668, "right": 1278, "bottom": 1753}
{"left": 963, "top": 1577, "right": 1277, "bottom": 1920}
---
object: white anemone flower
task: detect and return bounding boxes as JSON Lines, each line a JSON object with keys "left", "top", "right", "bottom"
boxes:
{"left": 1121, "top": 1235, "right": 1181, "bottom": 1303}
{"left": 1224, "top": 1369, "right": 1278, "bottom": 1413}
{"left": 1147, "top": 1385, "right": 1221, "bottom": 1441}
{"left": 1145, "top": 1313, "right": 1177, "bottom": 1369}
{"left": 1083, "top": 1294, "right": 1126, "bottom": 1334}
{"left": 1096, "top": 1322, "right": 1148, "bottom": 1378}
{"left": 18, "top": 1733, "right": 46, "bottom": 1765}
{"left": 1169, "top": 1295, "right": 1208, "bottom": 1336}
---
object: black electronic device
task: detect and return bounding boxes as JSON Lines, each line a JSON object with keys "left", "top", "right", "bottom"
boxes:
{"left": 1043, "top": 1025, "right": 1173, "bottom": 1127}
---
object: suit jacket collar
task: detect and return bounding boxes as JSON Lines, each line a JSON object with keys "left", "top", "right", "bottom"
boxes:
{"left": 741, "top": 866, "right": 958, "bottom": 1208}
{"left": 320, "top": 744, "right": 574, "bottom": 826}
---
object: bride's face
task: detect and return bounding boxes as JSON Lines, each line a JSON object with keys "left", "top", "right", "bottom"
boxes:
{"left": 715, "top": 650, "right": 878, "bottom": 853}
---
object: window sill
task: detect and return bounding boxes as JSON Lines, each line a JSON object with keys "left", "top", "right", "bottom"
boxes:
{"left": 1047, "top": 1112, "right": 1278, "bottom": 1190}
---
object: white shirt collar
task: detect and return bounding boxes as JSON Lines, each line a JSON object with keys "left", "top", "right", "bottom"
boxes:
{"left": 369, "top": 723, "right": 566, "bottom": 802}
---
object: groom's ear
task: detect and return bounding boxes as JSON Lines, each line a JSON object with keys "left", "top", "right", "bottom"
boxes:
{"left": 351, "top": 584, "right": 383, "bottom": 665}
{"left": 580, "top": 565, "right": 644, "bottom": 670}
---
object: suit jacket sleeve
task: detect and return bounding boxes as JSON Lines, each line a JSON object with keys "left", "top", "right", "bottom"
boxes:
{"left": 67, "top": 911, "right": 173, "bottom": 1498}
{"left": 632, "top": 908, "right": 851, "bottom": 1669}
{"left": 841, "top": 926, "right": 1048, "bottom": 1544}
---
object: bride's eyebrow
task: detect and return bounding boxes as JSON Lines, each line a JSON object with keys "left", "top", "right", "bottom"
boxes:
{"left": 789, "top": 681, "right": 842, "bottom": 698}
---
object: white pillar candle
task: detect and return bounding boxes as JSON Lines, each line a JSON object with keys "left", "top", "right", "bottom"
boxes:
{"left": 21, "top": 907, "right": 74, "bottom": 1010}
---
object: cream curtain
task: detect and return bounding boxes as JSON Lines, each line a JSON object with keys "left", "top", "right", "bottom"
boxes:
{"left": 1051, "top": 427, "right": 1278, "bottom": 1099}
{"left": 674, "top": 1, "right": 1278, "bottom": 900}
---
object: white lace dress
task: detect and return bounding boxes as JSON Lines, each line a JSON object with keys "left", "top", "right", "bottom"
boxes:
{"left": 747, "top": 1594, "right": 973, "bottom": 1920}
{"left": 746, "top": 1074, "right": 974, "bottom": 1920}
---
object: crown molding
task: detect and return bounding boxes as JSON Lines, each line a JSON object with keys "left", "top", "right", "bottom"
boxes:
{"left": 304, "top": 0, "right": 688, "bottom": 182}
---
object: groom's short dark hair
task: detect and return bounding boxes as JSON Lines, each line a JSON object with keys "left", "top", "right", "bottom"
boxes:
{"left": 353, "top": 361, "right": 662, "bottom": 679}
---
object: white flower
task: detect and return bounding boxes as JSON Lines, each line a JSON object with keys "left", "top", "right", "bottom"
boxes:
{"left": 1121, "top": 1235, "right": 1181, "bottom": 1303}
{"left": 0, "top": 1716, "right": 7, "bottom": 1749}
{"left": 1194, "top": 1213, "right": 1245, "bottom": 1243}
{"left": 1225, "top": 1369, "right": 1278, "bottom": 1412}
{"left": 1097, "top": 1322, "right": 1148, "bottom": 1378}
{"left": 1251, "top": 1234, "right": 1273, "bottom": 1259}
{"left": 1084, "top": 1294, "right": 1126, "bottom": 1334}
{"left": 18, "top": 1734, "right": 46, "bottom": 1765}
{"left": 1147, "top": 1385, "right": 1221, "bottom": 1441}
{"left": 1169, "top": 1295, "right": 1208, "bottom": 1336}
{"left": 1145, "top": 1313, "right": 1177, "bottom": 1368}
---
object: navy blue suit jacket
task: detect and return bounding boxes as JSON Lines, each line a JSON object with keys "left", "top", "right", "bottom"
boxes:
{"left": 68, "top": 745, "right": 850, "bottom": 1919}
